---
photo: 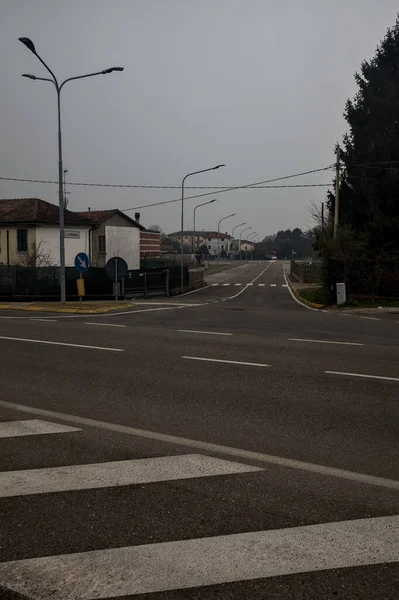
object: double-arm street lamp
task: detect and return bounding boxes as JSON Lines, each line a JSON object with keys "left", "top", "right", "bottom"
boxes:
{"left": 217, "top": 213, "right": 236, "bottom": 264}
{"left": 239, "top": 226, "right": 252, "bottom": 261}
{"left": 192, "top": 199, "right": 217, "bottom": 254}
{"left": 19, "top": 37, "right": 124, "bottom": 302}
{"left": 181, "top": 165, "right": 224, "bottom": 293}
{"left": 248, "top": 232, "right": 258, "bottom": 261}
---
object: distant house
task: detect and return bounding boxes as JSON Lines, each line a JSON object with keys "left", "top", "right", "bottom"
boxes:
{"left": 168, "top": 230, "right": 231, "bottom": 256}
{"left": 77, "top": 209, "right": 160, "bottom": 269}
{"left": 0, "top": 198, "right": 91, "bottom": 267}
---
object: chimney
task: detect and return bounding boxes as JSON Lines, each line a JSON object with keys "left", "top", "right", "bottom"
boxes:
{"left": 135, "top": 212, "right": 140, "bottom": 223}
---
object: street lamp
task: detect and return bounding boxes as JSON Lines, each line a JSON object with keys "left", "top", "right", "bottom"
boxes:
{"left": 192, "top": 199, "right": 217, "bottom": 255}
{"left": 180, "top": 165, "right": 224, "bottom": 293}
{"left": 19, "top": 37, "right": 124, "bottom": 302}
{"left": 248, "top": 232, "right": 258, "bottom": 261}
{"left": 231, "top": 222, "right": 246, "bottom": 255}
{"left": 239, "top": 226, "right": 252, "bottom": 261}
{"left": 217, "top": 213, "right": 236, "bottom": 265}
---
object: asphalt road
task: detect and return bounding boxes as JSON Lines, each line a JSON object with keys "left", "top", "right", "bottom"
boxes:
{"left": 0, "top": 260, "right": 398, "bottom": 599}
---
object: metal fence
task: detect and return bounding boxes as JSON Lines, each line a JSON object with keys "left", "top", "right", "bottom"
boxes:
{"left": 290, "top": 260, "right": 322, "bottom": 284}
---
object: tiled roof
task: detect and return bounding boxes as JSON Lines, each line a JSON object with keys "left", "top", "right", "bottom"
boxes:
{"left": 0, "top": 198, "right": 91, "bottom": 226}
{"left": 77, "top": 209, "right": 145, "bottom": 230}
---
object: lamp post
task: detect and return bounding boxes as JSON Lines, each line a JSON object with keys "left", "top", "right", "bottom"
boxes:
{"left": 239, "top": 226, "right": 252, "bottom": 261}
{"left": 180, "top": 165, "right": 224, "bottom": 293}
{"left": 19, "top": 37, "right": 124, "bottom": 302}
{"left": 217, "top": 213, "right": 236, "bottom": 265}
{"left": 231, "top": 222, "right": 246, "bottom": 256}
{"left": 248, "top": 232, "right": 258, "bottom": 261}
{"left": 192, "top": 199, "right": 217, "bottom": 255}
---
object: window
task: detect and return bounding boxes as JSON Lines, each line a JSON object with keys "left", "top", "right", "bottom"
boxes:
{"left": 208, "top": 244, "right": 211, "bottom": 249}
{"left": 208, "top": 238, "right": 211, "bottom": 242}
{"left": 221, "top": 238, "right": 225, "bottom": 242}
{"left": 17, "top": 229, "right": 27, "bottom": 252}
{"left": 221, "top": 244, "right": 225, "bottom": 250}
{"left": 98, "top": 235, "right": 106, "bottom": 253}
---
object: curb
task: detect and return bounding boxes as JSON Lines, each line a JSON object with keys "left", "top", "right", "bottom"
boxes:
{"left": 284, "top": 277, "right": 325, "bottom": 310}
{"left": 0, "top": 303, "right": 134, "bottom": 314}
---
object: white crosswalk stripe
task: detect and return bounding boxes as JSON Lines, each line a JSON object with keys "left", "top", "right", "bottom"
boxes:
{"left": 222, "top": 283, "right": 231, "bottom": 286}
{"left": 0, "top": 454, "right": 261, "bottom": 498}
{"left": 0, "top": 419, "right": 80, "bottom": 439}
{"left": 258, "top": 283, "right": 265, "bottom": 287}
{"left": 1, "top": 419, "right": 396, "bottom": 598}
{"left": 234, "top": 283, "right": 242, "bottom": 286}
{"left": 270, "top": 283, "right": 277, "bottom": 287}
{"left": 0, "top": 516, "right": 397, "bottom": 598}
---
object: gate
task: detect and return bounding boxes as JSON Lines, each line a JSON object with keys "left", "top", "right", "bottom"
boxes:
{"left": 124, "top": 269, "right": 169, "bottom": 298}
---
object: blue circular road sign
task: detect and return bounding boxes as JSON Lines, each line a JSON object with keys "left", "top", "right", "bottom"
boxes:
{"left": 74, "top": 252, "right": 90, "bottom": 273}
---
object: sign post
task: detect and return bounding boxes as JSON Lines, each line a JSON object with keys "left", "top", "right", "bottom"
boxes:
{"left": 105, "top": 257, "right": 128, "bottom": 301}
{"left": 74, "top": 252, "right": 89, "bottom": 304}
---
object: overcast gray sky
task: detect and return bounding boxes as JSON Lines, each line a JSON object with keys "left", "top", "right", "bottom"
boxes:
{"left": 1, "top": 1, "right": 398, "bottom": 237}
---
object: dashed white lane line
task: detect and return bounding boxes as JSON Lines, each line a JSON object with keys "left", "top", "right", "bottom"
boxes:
{"left": 258, "top": 283, "right": 265, "bottom": 287}
{"left": 182, "top": 356, "right": 270, "bottom": 368}
{"left": 234, "top": 283, "right": 242, "bottom": 286}
{"left": 178, "top": 330, "right": 232, "bottom": 336}
{"left": 326, "top": 371, "right": 399, "bottom": 382}
{"left": 270, "top": 284, "right": 277, "bottom": 287}
{"left": 0, "top": 399, "right": 398, "bottom": 490}
{"left": 360, "top": 317, "right": 381, "bottom": 321}
{"left": 1, "top": 515, "right": 397, "bottom": 598}
{"left": 85, "top": 322, "right": 127, "bottom": 328}
{"left": 0, "top": 335, "right": 124, "bottom": 352}
{"left": 0, "top": 419, "right": 80, "bottom": 439}
{"left": 290, "top": 338, "right": 363, "bottom": 347}
{"left": 211, "top": 283, "right": 219, "bottom": 287}
{"left": 222, "top": 283, "right": 231, "bottom": 287}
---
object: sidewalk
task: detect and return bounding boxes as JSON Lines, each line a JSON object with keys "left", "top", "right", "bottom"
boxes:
{"left": 0, "top": 301, "right": 135, "bottom": 314}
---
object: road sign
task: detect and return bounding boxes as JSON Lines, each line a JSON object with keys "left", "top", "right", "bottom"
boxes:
{"left": 105, "top": 257, "right": 128, "bottom": 280}
{"left": 74, "top": 252, "right": 89, "bottom": 273}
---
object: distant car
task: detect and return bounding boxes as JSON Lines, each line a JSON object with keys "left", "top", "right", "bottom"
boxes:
{"left": 272, "top": 256, "right": 277, "bottom": 260}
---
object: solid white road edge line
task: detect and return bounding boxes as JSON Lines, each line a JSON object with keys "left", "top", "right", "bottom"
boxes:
{"left": 85, "top": 322, "right": 127, "bottom": 328}
{"left": 0, "top": 454, "right": 261, "bottom": 498}
{"left": 182, "top": 356, "right": 270, "bottom": 367}
{"left": 0, "top": 399, "right": 397, "bottom": 490}
{"left": 290, "top": 338, "right": 363, "bottom": 346}
{"left": 178, "top": 330, "right": 232, "bottom": 336}
{"left": 31, "top": 318, "right": 58, "bottom": 322}
{"left": 282, "top": 265, "right": 319, "bottom": 312}
{"left": 0, "top": 335, "right": 124, "bottom": 352}
{"left": 360, "top": 316, "right": 381, "bottom": 321}
{"left": 0, "top": 419, "right": 80, "bottom": 439}
{"left": 1, "top": 515, "right": 397, "bottom": 598}
{"left": 325, "top": 370, "right": 399, "bottom": 382}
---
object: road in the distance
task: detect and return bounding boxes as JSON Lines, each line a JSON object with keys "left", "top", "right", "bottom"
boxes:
{"left": 0, "top": 260, "right": 398, "bottom": 599}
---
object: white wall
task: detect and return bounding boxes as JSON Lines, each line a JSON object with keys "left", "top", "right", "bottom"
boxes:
{"left": 35, "top": 226, "right": 91, "bottom": 267}
{"left": 105, "top": 225, "right": 140, "bottom": 270}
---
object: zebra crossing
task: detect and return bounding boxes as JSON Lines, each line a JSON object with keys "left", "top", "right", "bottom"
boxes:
{"left": 0, "top": 415, "right": 397, "bottom": 599}
{"left": 210, "top": 283, "right": 288, "bottom": 287}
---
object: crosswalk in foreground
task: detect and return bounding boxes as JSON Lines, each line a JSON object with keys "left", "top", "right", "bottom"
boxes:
{"left": 0, "top": 418, "right": 398, "bottom": 599}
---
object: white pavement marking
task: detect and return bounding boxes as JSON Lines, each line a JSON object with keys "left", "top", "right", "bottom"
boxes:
{"left": 0, "top": 400, "right": 398, "bottom": 491}
{"left": 222, "top": 283, "right": 231, "bottom": 286}
{"left": 258, "top": 283, "right": 265, "bottom": 287}
{"left": 0, "top": 454, "right": 261, "bottom": 498}
{"left": 85, "top": 323, "right": 127, "bottom": 328}
{"left": 228, "top": 262, "right": 272, "bottom": 300}
{"left": 0, "top": 335, "right": 124, "bottom": 352}
{"left": 0, "top": 419, "right": 80, "bottom": 439}
{"left": 183, "top": 356, "right": 270, "bottom": 368}
{"left": 282, "top": 284, "right": 288, "bottom": 287}
{"left": 211, "top": 283, "right": 219, "bottom": 286}
{"left": 270, "top": 283, "right": 277, "bottom": 287}
{"left": 31, "top": 318, "right": 58, "bottom": 322}
{"left": 234, "top": 283, "right": 242, "bottom": 286}
{"left": 326, "top": 370, "right": 399, "bottom": 382}
{"left": 282, "top": 266, "right": 319, "bottom": 312}
{"left": 290, "top": 338, "right": 363, "bottom": 347}
{"left": 178, "top": 330, "right": 232, "bottom": 336}
{"left": 360, "top": 316, "right": 381, "bottom": 321}
{"left": 1, "top": 515, "right": 397, "bottom": 599}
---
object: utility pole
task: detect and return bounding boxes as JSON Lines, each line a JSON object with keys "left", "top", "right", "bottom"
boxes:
{"left": 333, "top": 148, "right": 340, "bottom": 238}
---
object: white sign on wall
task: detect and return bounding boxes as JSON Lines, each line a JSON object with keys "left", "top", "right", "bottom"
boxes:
{"left": 64, "top": 230, "right": 81, "bottom": 239}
